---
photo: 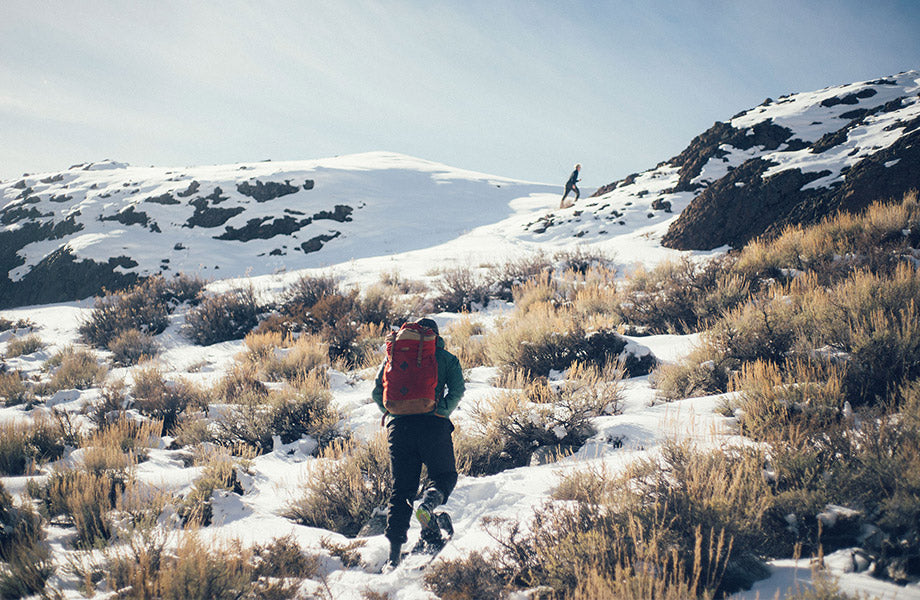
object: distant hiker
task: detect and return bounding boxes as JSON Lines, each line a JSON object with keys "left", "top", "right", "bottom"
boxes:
{"left": 372, "top": 317, "right": 465, "bottom": 569}
{"left": 560, "top": 163, "right": 581, "bottom": 208}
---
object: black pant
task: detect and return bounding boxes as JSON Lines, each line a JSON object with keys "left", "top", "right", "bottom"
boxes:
{"left": 385, "top": 415, "right": 458, "bottom": 545}
{"left": 562, "top": 183, "right": 580, "bottom": 202}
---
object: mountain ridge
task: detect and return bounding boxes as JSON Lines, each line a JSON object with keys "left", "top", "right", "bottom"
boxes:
{"left": 585, "top": 70, "right": 920, "bottom": 250}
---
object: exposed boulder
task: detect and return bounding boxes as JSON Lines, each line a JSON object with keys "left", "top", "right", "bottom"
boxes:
{"left": 237, "top": 179, "right": 301, "bottom": 202}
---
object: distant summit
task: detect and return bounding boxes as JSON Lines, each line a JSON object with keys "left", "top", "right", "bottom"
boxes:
{"left": 590, "top": 70, "right": 920, "bottom": 250}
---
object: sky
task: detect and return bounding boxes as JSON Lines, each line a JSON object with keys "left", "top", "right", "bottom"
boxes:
{"left": 1, "top": 1, "right": 919, "bottom": 188}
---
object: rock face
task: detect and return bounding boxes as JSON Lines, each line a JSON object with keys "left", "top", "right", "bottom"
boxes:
{"left": 590, "top": 71, "right": 920, "bottom": 250}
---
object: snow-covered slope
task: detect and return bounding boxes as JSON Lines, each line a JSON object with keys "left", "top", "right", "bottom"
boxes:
{"left": 1, "top": 152, "right": 559, "bottom": 308}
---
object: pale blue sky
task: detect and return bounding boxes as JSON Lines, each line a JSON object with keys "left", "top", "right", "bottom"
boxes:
{"left": 2, "top": 1, "right": 919, "bottom": 187}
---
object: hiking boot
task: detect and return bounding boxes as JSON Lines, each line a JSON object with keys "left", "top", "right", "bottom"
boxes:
{"left": 416, "top": 489, "right": 444, "bottom": 528}
{"left": 415, "top": 502, "right": 439, "bottom": 534}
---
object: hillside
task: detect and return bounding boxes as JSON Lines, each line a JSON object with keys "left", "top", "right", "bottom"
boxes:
{"left": 0, "top": 153, "right": 557, "bottom": 309}
{"left": 583, "top": 69, "right": 920, "bottom": 250}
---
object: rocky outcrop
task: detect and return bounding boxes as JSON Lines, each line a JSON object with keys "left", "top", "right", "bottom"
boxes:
{"left": 663, "top": 128, "right": 920, "bottom": 250}
{"left": 237, "top": 179, "right": 304, "bottom": 202}
{"left": 652, "top": 72, "right": 920, "bottom": 250}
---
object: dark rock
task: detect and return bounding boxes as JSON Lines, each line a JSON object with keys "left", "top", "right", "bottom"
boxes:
{"left": 840, "top": 108, "right": 870, "bottom": 120}
{"left": 1, "top": 206, "right": 49, "bottom": 225}
{"left": 203, "top": 186, "right": 228, "bottom": 204}
{"left": 591, "top": 172, "right": 639, "bottom": 198}
{"left": 12, "top": 180, "right": 26, "bottom": 189}
{"left": 312, "top": 205, "right": 353, "bottom": 222}
{"left": 101, "top": 206, "right": 152, "bottom": 228}
{"left": 237, "top": 179, "right": 300, "bottom": 202}
{"left": 0, "top": 243, "right": 136, "bottom": 309}
{"left": 40, "top": 174, "right": 64, "bottom": 184}
{"left": 303, "top": 179, "right": 314, "bottom": 190}
{"left": 821, "top": 88, "right": 877, "bottom": 107}
{"left": 216, "top": 215, "right": 312, "bottom": 241}
{"left": 185, "top": 200, "right": 244, "bottom": 229}
{"left": 48, "top": 194, "right": 72, "bottom": 203}
{"left": 145, "top": 192, "right": 179, "bottom": 205}
{"left": 666, "top": 120, "right": 794, "bottom": 193}
{"left": 176, "top": 181, "right": 200, "bottom": 197}
{"left": 662, "top": 158, "right": 828, "bottom": 250}
{"left": 301, "top": 232, "right": 340, "bottom": 253}
{"left": 651, "top": 198, "right": 672, "bottom": 212}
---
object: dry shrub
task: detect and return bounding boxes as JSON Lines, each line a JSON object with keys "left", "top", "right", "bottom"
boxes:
{"left": 41, "top": 469, "right": 125, "bottom": 547}
{"left": 252, "top": 534, "right": 321, "bottom": 580}
{"left": 79, "top": 275, "right": 183, "bottom": 348}
{"left": 511, "top": 272, "right": 566, "bottom": 314}
{"left": 107, "top": 328, "right": 160, "bottom": 366}
{"left": 320, "top": 537, "right": 365, "bottom": 568}
{"left": 457, "top": 367, "right": 620, "bottom": 475}
{"left": 44, "top": 345, "right": 108, "bottom": 392}
{"left": 0, "top": 417, "right": 65, "bottom": 476}
{"left": 553, "top": 247, "right": 615, "bottom": 275}
{"left": 82, "top": 417, "right": 162, "bottom": 471}
{"left": 179, "top": 446, "right": 245, "bottom": 526}
{"left": 486, "top": 304, "right": 627, "bottom": 377}
{"left": 171, "top": 412, "right": 213, "bottom": 447}
{"left": 443, "top": 316, "right": 489, "bottom": 368}
{"left": 0, "top": 370, "right": 32, "bottom": 407}
{"left": 131, "top": 367, "right": 206, "bottom": 433}
{"left": 730, "top": 360, "right": 847, "bottom": 442}
{"left": 424, "top": 551, "right": 506, "bottom": 600}
{"left": 215, "top": 362, "right": 268, "bottom": 403}
{"left": 0, "top": 482, "right": 53, "bottom": 599}
{"left": 453, "top": 423, "right": 514, "bottom": 477}
{"left": 736, "top": 191, "right": 920, "bottom": 283}
{"left": 651, "top": 343, "right": 728, "bottom": 402}
{"left": 185, "top": 286, "right": 261, "bottom": 345}
{"left": 433, "top": 266, "right": 490, "bottom": 312}
{"left": 0, "top": 317, "right": 34, "bottom": 333}
{"left": 281, "top": 272, "right": 339, "bottom": 309}
{"left": 287, "top": 434, "right": 390, "bottom": 537}
{"left": 262, "top": 276, "right": 397, "bottom": 368}
{"left": 4, "top": 334, "right": 44, "bottom": 358}
{"left": 802, "top": 265, "right": 920, "bottom": 405}
{"left": 106, "top": 532, "right": 256, "bottom": 600}
{"left": 615, "top": 255, "right": 750, "bottom": 334}
{"left": 484, "top": 252, "right": 554, "bottom": 303}
{"left": 378, "top": 269, "right": 429, "bottom": 295}
{"left": 464, "top": 442, "right": 773, "bottom": 598}
{"left": 33, "top": 418, "right": 157, "bottom": 547}
{"left": 214, "top": 372, "right": 339, "bottom": 454}
{"left": 87, "top": 379, "right": 129, "bottom": 427}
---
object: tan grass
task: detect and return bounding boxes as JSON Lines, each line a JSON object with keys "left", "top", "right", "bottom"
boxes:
{"left": 287, "top": 434, "right": 390, "bottom": 537}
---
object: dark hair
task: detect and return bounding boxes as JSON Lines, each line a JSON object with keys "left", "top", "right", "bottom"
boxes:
{"left": 415, "top": 317, "right": 439, "bottom": 335}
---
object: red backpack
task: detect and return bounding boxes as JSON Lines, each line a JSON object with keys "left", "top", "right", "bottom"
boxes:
{"left": 382, "top": 322, "right": 439, "bottom": 415}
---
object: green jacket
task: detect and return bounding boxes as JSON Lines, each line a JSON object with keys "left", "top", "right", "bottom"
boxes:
{"left": 373, "top": 336, "right": 465, "bottom": 419}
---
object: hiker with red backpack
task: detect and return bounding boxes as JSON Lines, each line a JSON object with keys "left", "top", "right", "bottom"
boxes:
{"left": 372, "top": 317, "right": 465, "bottom": 569}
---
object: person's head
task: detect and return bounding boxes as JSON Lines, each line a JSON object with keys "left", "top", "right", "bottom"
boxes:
{"left": 575, "top": 163, "right": 581, "bottom": 170}
{"left": 415, "top": 317, "right": 439, "bottom": 335}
